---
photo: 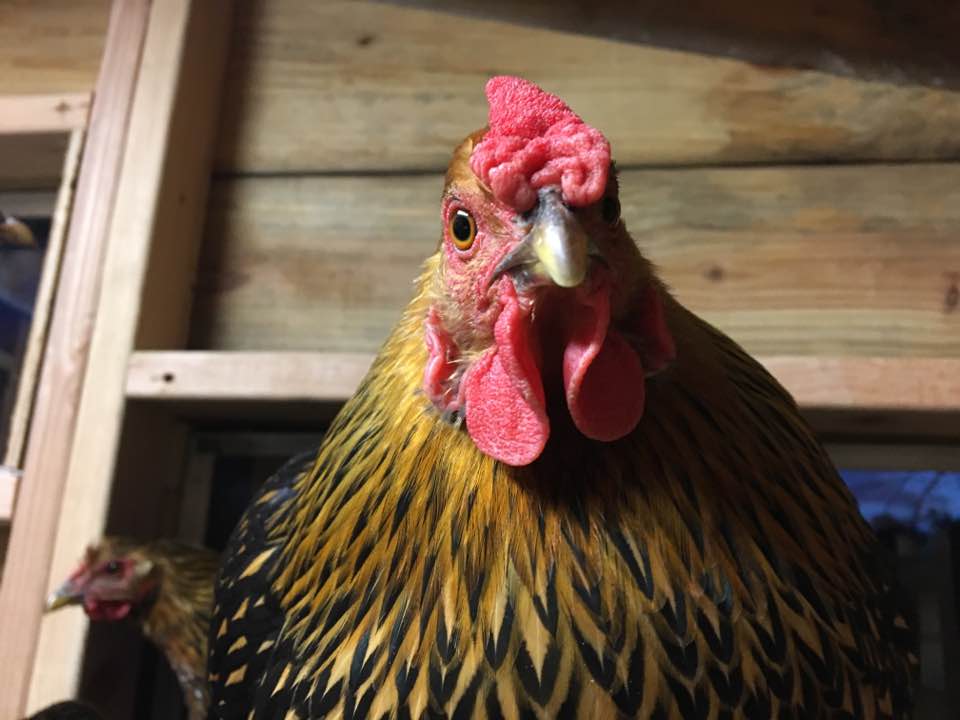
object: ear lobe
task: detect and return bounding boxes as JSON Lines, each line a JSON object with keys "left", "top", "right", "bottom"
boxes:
{"left": 133, "top": 559, "right": 155, "bottom": 579}
{"left": 634, "top": 285, "right": 676, "bottom": 376}
{"left": 423, "top": 306, "right": 462, "bottom": 414}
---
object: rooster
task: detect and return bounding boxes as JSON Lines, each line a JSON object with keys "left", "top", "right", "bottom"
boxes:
{"left": 47, "top": 537, "right": 218, "bottom": 720}
{"left": 208, "top": 77, "right": 913, "bottom": 718}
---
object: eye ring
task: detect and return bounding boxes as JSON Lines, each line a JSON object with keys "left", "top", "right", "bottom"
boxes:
{"left": 601, "top": 196, "right": 621, "bottom": 224}
{"left": 448, "top": 208, "right": 476, "bottom": 251}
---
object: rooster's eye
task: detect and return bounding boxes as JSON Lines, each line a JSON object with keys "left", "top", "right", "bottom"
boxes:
{"left": 449, "top": 209, "right": 476, "bottom": 251}
{"left": 602, "top": 196, "right": 620, "bottom": 224}
{"left": 105, "top": 561, "right": 121, "bottom": 575}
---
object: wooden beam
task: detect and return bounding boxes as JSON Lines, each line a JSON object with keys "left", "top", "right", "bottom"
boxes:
{"left": 0, "top": 93, "right": 91, "bottom": 133}
{"left": 127, "top": 351, "right": 373, "bottom": 403}
{"left": 0, "top": 0, "right": 111, "bottom": 95}
{"left": 761, "top": 357, "right": 960, "bottom": 411}
{"left": 217, "top": 1, "right": 960, "bottom": 174}
{"left": 24, "top": 0, "right": 232, "bottom": 712}
{"left": 191, "top": 165, "right": 960, "bottom": 358}
{"left": 125, "top": 351, "right": 960, "bottom": 415}
{"left": 0, "top": 0, "right": 150, "bottom": 714}
{"left": 389, "top": 0, "right": 960, "bottom": 89}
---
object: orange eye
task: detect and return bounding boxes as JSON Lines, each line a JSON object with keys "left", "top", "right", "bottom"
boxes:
{"left": 449, "top": 209, "right": 476, "bottom": 250}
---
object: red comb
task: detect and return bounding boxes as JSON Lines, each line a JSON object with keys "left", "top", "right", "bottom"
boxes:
{"left": 470, "top": 76, "right": 610, "bottom": 212}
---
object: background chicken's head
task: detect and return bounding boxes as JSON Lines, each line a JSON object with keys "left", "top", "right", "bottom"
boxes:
{"left": 423, "top": 76, "right": 675, "bottom": 467}
{"left": 45, "top": 539, "right": 158, "bottom": 622}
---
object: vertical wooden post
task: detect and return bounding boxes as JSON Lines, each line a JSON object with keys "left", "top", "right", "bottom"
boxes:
{"left": 24, "top": 0, "right": 232, "bottom": 712}
{"left": 0, "top": 2, "right": 151, "bottom": 715}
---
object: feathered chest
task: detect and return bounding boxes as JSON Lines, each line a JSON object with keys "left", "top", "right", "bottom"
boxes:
{"left": 217, "top": 339, "right": 906, "bottom": 720}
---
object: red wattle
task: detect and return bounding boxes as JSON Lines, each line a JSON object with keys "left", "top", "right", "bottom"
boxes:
{"left": 463, "top": 284, "right": 549, "bottom": 466}
{"left": 563, "top": 284, "right": 646, "bottom": 441}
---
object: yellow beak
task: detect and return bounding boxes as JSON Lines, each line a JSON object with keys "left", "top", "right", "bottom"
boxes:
{"left": 45, "top": 581, "right": 83, "bottom": 612}
{"left": 491, "top": 187, "right": 592, "bottom": 289}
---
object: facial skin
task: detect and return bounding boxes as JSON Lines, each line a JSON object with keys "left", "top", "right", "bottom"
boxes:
{"left": 425, "top": 136, "right": 674, "bottom": 466}
{"left": 46, "top": 545, "right": 158, "bottom": 622}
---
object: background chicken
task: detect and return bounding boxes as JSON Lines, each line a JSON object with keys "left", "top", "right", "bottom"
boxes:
{"left": 207, "top": 76, "right": 914, "bottom": 718}
{"left": 47, "top": 536, "right": 218, "bottom": 720}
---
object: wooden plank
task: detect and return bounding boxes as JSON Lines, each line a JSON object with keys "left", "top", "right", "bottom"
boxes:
{"left": 3, "top": 130, "right": 85, "bottom": 472}
{"left": 190, "top": 164, "right": 960, "bottom": 358}
{"left": 0, "top": 0, "right": 110, "bottom": 95}
{"left": 0, "top": 0, "right": 150, "bottom": 712}
{"left": 125, "top": 351, "right": 960, "bottom": 415}
{"left": 127, "top": 351, "right": 372, "bottom": 402}
{"left": 0, "top": 133, "right": 71, "bottom": 190}
{"left": 24, "top": 0, "right": 232, "bottom": 712}
{"left": 216, "top": 1, "right": 960, "bottom": 174}
{"left": 0, "top": 93, "right": 91, "bottom": 133}
{"left": 391, "top": 0, "right": 960, "bottom": 89}
{"left": 761, "top": 357, "right": 960, "bottom": 411}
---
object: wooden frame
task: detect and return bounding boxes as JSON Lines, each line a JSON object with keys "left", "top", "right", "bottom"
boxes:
{"left": 0, "top": 0, "right": 232, "bottom": 714}
{"left": 0, "top": 0, "right": 151, "bottom": 712}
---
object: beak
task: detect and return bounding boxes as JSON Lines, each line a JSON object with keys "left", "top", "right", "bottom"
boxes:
{"left": 491, "top": 187, "right": 595, "bottom": 289}
{"left": 45, "top": 580, "right": 83, "bottom": 612}
{"left": 0, "top": 213, "right": 36, "bottom": 248}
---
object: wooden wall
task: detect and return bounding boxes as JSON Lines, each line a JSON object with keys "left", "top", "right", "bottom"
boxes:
{"left": 190, "top": 0, "right": 960, "bottom": 362}
{"left": 0, "top": 1, "right": 109, "bottom": 94}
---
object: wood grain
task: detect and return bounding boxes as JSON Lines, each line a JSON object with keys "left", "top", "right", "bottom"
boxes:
{"left": 125, "top": 350, "right": 960, "bottom": 415}
{"left": 391, "top": 0, "right": 960, "bottom": 89}
{"left": 127, "top": 351, "right": 372, "bottom": 402}
{"left": 215, "top": 0, "right": 960, "bottom": 174}
{"left": 761, "top": 357, "right": 960, "bottom": 411}
{"left": 190, "top": 165, "right": 960, "bottom": 358}
{"left": 0, "top": 93, "right": 91, "bottom": 133}
{"left": 0, "top": 0, "right": 150, "bottom": 714}
{"left": 0, "top": 0, "right": 110, "bottom": 94}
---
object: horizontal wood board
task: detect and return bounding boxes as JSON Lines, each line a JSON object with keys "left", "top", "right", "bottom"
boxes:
{"left": 391, "top": 0, "right": 960, "bottom": 89}
{"left": 127, "top": 352, "right": 960, "bottom": 417}
{"left": 190, "top": 164, "right": 960, "bottom": 358}
{"left": 215, "top": 0, "right": 960, "bottom": 173}
{"left": 0, "top": 1, "right": 110, "bottom": 94}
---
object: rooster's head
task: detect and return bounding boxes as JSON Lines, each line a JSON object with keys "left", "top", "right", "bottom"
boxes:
{"left": 423, "top": 76, "right": 675, "bottom": 466}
